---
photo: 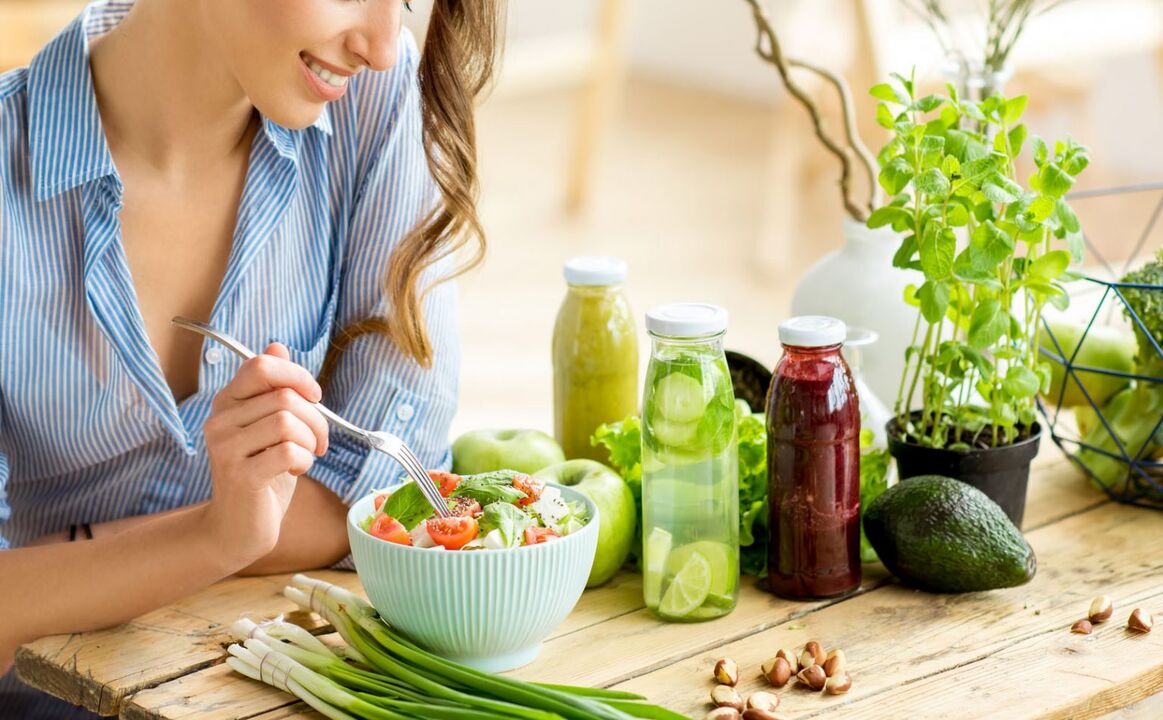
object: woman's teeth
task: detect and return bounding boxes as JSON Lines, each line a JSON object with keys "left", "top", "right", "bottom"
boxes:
{"left": 307, "top": 59, "right": 347, "bottom": 88}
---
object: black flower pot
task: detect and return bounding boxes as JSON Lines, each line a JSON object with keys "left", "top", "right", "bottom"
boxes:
{"left": 887, "top": 413, "right": 1042, "bottom": 528}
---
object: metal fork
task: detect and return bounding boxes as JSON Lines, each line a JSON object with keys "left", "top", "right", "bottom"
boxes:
{"left": 172, "top": 316, "right": 451, "bottom": 518}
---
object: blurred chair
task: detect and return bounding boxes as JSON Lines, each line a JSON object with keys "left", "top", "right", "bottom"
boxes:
{"left": 0, "top": 0, "right": 86, "bottom": 71}
{"left": 563, "top": 0, "right": 629, "bottom": 215}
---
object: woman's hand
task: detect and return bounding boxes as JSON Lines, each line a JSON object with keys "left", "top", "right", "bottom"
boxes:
{"left": 201, "top": 343, "right": 329, "bottom": 563}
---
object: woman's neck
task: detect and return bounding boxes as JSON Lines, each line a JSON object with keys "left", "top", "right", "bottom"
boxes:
{"left": 89, "top": 0, "right": 257, "bottom": 173}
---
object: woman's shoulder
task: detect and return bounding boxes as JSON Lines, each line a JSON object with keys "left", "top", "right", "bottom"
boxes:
{"left": 0, "top": 68, "right": 31, "bottom": 171}
{"left": 0, "top": 67, "right": 30, "bottom": 103}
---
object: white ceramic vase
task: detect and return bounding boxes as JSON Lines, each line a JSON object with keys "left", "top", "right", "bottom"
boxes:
{"left": 791, "top": 217, "right": 917, "bottom": 407}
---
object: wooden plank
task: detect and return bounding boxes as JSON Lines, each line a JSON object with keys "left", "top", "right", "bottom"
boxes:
{"left": 1098, "top": 690, "right": 1163, "bottom": 718}
{"left": 818, "top": 593, "right": 1163, "bottom": 719}
{"left": 609, "top": 502, "right": 1163, "bottom": 717}
{"left": 1022, "top": 455, "right": 1107, "bottom": 530}
{"left": 248, "top": 703, "right": 326, "bottom": 720}
{"left": 14, "top": 571, "right": 359, "bottom": 715}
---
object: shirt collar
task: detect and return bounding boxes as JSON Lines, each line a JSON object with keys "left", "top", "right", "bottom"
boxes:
{"left": 27, "top": 1, "right": 332, "bottom": 201}
{"left": 27, "top": 9, "right": 117, "bottom": 201}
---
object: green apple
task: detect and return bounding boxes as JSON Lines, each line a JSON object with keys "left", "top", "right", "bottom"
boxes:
{"left": 1041, "top": 316, "right": 1137, "bottom": 408}
{"left": 533, "top": 459, "right": 637, "bottom": 587}
{"left": 451, "top": 429, "right": 566, "bottom": 475}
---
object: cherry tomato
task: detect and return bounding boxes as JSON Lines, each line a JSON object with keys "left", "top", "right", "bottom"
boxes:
{"left": 373, "top": 493, "right": 389, "bottom": 512}
{"left": 449, "top": 496, "right": 482, "bottom": 518}
{"left": 523, "top": 526, "right": 560, "bottom": 545}
{"left": 512, "top": 474, "right": 544, "bottom": 507}
{"left": 369, "top": 515, "right": 412, "bottom": 545}
{"left": 430, "top": 471, "right": 461, "bottom": 498}
{"left": 425, "top": 516, "right": 479, "bottom": 550}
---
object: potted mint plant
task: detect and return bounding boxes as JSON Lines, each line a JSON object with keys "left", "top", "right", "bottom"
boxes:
{"left": 867, "top": 71, "right": 1089, "bottom": 525}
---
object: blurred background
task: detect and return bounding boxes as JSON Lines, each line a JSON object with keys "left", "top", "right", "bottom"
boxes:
{"left": 3, "top": 0, "right": 1162, "bottom": 435}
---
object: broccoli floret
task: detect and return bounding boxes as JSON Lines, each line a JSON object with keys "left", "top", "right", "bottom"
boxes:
{"left": 1076, "top": 249, "right": 1163, "bottom": 497}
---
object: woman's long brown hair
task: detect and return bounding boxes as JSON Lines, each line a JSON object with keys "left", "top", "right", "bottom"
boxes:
{"left": 319, "top": 0, "right": 502, "bottom": 383}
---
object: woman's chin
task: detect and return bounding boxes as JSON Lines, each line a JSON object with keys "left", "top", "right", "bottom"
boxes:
{"left": 254, "top": 100, "right": 327, "bottom": 130}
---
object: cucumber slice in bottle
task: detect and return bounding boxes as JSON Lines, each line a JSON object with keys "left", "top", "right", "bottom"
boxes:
{"left": 643, "top": 527, "right": 673, "bottom": 607}
{"left": 651, "top": 417, "right": 699, "bottom": 447}
{"left": 654, "top": 372, "right": 706, "bottom": 423}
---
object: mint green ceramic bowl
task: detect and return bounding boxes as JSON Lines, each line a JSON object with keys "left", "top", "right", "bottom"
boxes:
{"left": 347, "top": 483, "right": 599, "bottom": 673}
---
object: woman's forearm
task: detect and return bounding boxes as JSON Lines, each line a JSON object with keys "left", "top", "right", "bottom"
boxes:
{"left": 26, "top": 477, "right": 350, "bottom": 574}
{"left": 236, "top": 475, "right": 350, "bottom": 575}
{"left": 0, "top": 504, "right": 261, "bottom": 671}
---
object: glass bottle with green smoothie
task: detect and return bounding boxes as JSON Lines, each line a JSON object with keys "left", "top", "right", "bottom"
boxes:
{"left": 640, "top": 303, "right": 739, "bottom": 622}
{"left": 552, "top": 257, "right": 639, "bottom": 462}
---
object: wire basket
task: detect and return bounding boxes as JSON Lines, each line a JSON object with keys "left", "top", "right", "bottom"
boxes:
{"left": 1036, "top": 183, "right": 1163, "bottom": 510}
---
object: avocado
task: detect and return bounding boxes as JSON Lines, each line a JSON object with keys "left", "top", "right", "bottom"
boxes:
{"left": 863, "top": 475, "right": 1037, "bottom": 592}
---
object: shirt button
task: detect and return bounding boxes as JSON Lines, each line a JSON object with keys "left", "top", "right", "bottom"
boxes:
{"left": 205, "top": 348, "right": 224, "bottom": 365}
{"left": 396, "top": 403, "right": 415, "bottom": 422}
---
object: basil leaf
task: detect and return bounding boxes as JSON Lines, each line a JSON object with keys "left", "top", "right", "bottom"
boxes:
{"left": 382, "top": 482, "right": 434, "bottom": 530}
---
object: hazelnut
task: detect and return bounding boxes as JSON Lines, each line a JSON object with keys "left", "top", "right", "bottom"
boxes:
{"left": 704, "top": 708, "right": 742, "bottom": 720}
{"left": 1128, "top": 608, "right": 1154, "bottom": 634}
{"left": 799, "top": 641, "right": 825, "bottom": 669}
{"left": 775, "top": 647, "right": 799, "bottom": 674}
{"left": 825, "top": 672, "right": 853, "bottom": 695}
{"left": 1070, "top": 619, "right": 1093, "bottom": 635}
{"left": 746, "top": 691, "right": 780, "bottom": 712}
{"left": 761, "top": 656, "right": 792, "bottom": 687}
{"left": 741, "top": 710, "right": 785, "bottom": 720}
{"left": 710, "top": 685, "right": 744, "bottom": 712}
{"left": 714, "top": 658, "right": 740, "bottom": 686}
{"left": 796, "top": 663, "right": 827, "bottom": 691}
{"left": 1088, "top": 595, "right": 1114, "bottom": 624}
{"left": 823, "top": 649, "right": 846, "bottom": 677}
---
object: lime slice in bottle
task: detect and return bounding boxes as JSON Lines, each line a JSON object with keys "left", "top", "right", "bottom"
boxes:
{"left": 643, "top": 527, "right": 673, "bottom": 608}
{"left": 658, "top": 551, "right": 711, "bottom": 619}
{"left": 665, "top": 540, "right": 734, "bottom": 596}
{"left": 703, "top": 592, "right": 736, "bottom": 610}
{"left": 654, "top": 372, "right": 706, "bottom": 423}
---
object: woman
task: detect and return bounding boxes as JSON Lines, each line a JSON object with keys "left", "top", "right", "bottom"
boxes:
{"left": 0, "top": 0, "right": 500, "bottom": 715}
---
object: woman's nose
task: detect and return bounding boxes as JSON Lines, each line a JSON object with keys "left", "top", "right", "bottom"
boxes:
{"left": 345, "top": 17, "right": 398, "bottom": 72}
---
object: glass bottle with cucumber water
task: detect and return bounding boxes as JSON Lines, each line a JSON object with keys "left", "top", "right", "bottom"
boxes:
{"left": 641, "top": 303, "right": 739, "bottom": 622}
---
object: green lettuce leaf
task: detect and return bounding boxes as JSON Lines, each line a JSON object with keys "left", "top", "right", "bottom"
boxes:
{"left": 478, "top": 501, "right": 532, "bottom": 548}
{"left": 450, "top": 470, "right": 527, "bottom": 505}
{"left": 859, "top": 428, "right": 891, "bottom": 563}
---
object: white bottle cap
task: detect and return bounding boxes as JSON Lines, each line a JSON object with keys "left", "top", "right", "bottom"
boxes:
{"left": 563, "top": 256, "right": 628, "bottom": 286}
{"left": 646, "top": 303, "right": 728, "bottom": 337}
{"left": 779, "top": 316, "right": 847, "bottom": 347}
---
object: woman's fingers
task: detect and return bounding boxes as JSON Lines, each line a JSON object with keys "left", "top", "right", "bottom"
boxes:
{"left": 234, "top": 409, "right": 321, "bottom": 459}
{"left": 248, "top": 441, "right": 317, "bottom": 481}
{"left": 215, "top": 343, "right": 322, "bottom": 409}
{"left": 212, "top": 388, "right": 329, "bottom": 456}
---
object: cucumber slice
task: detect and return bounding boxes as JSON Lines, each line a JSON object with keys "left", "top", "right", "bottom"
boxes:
{"left": 654, "top": 372, "right": 706, "bottom": 423}
{"left": 651, "top": 417, "right": 699, "bottom": 447}
{"left": 643, "top": 527, "right": 673, "bottom": 607}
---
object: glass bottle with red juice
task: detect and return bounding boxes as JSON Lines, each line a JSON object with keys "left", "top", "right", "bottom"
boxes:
{"left": 766, "top": 316, "right": 862, "bottom": 599}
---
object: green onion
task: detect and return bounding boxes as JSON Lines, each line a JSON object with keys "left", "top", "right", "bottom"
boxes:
{"left": 224, "top": 575, "right": 690, "bottom": 720}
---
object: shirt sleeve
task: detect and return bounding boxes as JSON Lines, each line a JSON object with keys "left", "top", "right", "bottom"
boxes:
{"left": 307, "top": 31, "right": 459, "bottom": 567}
{"left": 0, "top": 395, "right": 10, "bottom": 550}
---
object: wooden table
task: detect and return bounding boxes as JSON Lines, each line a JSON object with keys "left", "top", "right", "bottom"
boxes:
{"left": 15, "top": 450, "right": 1163, "bottom": 719}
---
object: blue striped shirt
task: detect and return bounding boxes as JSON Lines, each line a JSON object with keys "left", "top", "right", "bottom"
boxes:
{"left": 1, "top": 2, "right": 458, "bottom": 715}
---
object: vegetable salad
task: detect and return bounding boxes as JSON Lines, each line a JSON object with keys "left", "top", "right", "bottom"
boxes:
{"left": 360, "top": 470, "right": 589, "bottom": 551}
